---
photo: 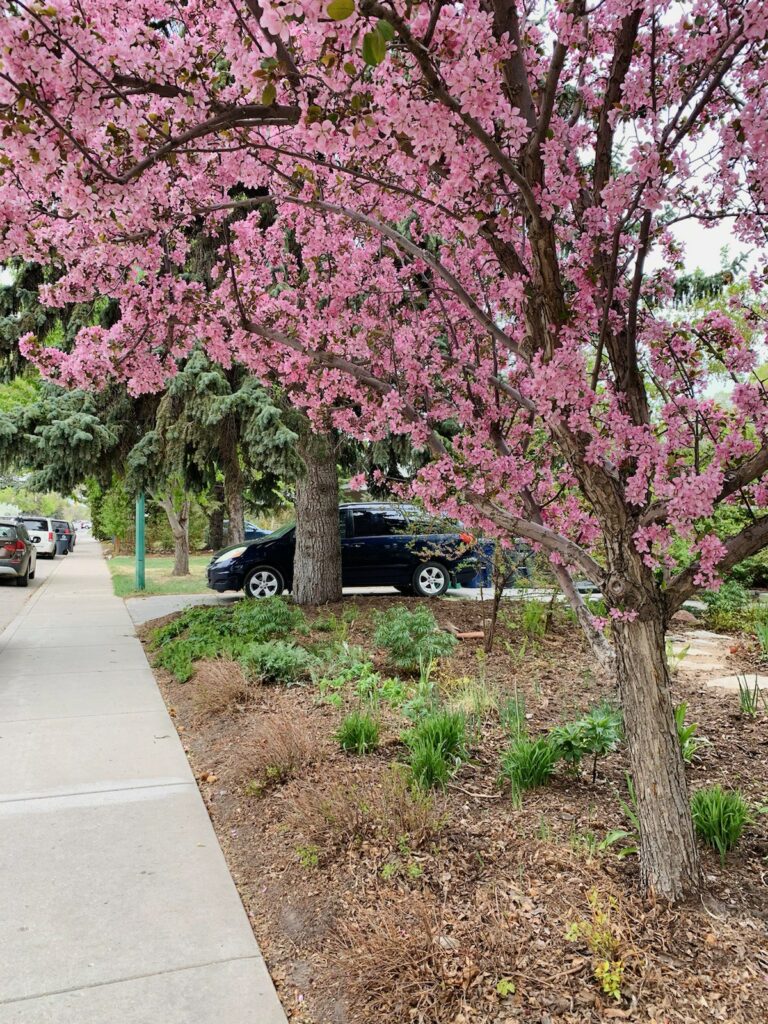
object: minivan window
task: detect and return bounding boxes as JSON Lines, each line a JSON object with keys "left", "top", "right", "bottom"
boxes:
{"left": 22, "top": 517, "right": 48, "bottom": 531}
{"left": 351, "top": 508, "right": 407, "bottom": 537}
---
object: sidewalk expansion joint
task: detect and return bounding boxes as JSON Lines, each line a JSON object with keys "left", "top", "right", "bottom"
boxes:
{"left": 0, "top": 955, "right": 266, "bottom": 1006}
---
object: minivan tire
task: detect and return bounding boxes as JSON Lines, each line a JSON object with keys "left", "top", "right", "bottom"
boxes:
{"left": 412, "top": 561, "right": 450, "bottom": 598}
{"left": 243, "top": 566, "right": 285, "bottom": 599}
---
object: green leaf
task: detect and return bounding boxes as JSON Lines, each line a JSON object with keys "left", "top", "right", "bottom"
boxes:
{"left": 327, "top": 0, "right": 355, "bottom": 20}
{"left": 362, "top": 29, "right": 386, "bottom": 66}
{"left": 376, "top": 19, "right": 395, "bottom": 42}
{"left": 261, "top": 83, "right": 276, "bottom": 106}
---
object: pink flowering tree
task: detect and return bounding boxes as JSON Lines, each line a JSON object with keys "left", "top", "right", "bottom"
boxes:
{"left": 2, "top": 0, "right": 768, "bottom": 900}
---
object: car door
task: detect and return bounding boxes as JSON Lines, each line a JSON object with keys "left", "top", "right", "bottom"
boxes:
{"left": 345, "top": 507, "right": 409, "bottom": 586}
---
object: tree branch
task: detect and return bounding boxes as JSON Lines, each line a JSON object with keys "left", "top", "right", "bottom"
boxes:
{"left": 667, "top": 516, "right": 768, "bottom": 613}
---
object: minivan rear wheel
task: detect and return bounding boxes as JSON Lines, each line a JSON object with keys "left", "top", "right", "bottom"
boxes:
{"left": 412, "top": 561, "right": 449, "bottom": 598}
{"left": 244, "top": 566, "right": 285, "bottom": 599}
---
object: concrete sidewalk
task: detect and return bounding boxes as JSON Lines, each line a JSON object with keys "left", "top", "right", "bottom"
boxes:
{"left": 0, "top": 539, "right": 287, "bottom": 1023}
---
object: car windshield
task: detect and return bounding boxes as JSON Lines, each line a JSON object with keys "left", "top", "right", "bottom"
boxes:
{"left": 264, "top": 522, "right": 294, "bottom": 539}
{"left": 0, "top": 525, "right": 16, "bottom": 540}
{"left": 22, "top": 518, "right": 47, "bottom": 530}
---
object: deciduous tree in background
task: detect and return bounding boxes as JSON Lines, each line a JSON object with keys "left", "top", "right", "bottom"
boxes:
{"left": 2, "top": 0, "right": 768, "bottom": 899}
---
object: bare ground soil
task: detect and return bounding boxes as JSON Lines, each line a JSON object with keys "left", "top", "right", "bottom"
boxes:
{"left": 141, "top": 596, "right": 768, "bottom": 1024}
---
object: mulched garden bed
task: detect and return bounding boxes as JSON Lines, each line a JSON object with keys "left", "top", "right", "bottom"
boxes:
{"left": 141, "top": 596, "right": 768, "bottom": 1023}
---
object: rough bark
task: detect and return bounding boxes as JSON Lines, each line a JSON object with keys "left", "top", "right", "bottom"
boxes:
{"left": 613, "top": 608, "right": 700, "bottom": 900}
{"left": 221, "top": 422, "right": 245, "bottom": 545}
{"left": 292, "top": 432, "right": 342, "bottom": 605}
{"left": 159, "top": 494, "right": 191, "bottom": 576}
{"left": 207, "top": 480, "right": 225, "bottom": 551}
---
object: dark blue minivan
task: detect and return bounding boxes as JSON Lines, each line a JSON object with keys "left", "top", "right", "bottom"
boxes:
{"left": 207, "top": 502, "right": 482, "bottom": 599}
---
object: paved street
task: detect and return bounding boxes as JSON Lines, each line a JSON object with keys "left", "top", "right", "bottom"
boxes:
{"left": 0, "top": 538, "right": 286, "bottom": 1024}
{"left": 0, "top": 553, "right": 61, "bottom": 634}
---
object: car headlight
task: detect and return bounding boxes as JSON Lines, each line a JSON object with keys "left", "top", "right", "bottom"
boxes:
{"left": 211, "top": 546, "right": 248, "bottom": 566}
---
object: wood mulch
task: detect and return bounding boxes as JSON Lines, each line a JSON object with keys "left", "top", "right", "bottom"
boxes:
{"left": 141, "top": 596, "right": 768, "bottom": 1024}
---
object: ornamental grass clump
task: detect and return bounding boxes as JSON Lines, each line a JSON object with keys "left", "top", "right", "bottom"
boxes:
{"left": 336, "top": 711, "right": 381, "bottom": 754}
{"left": 690, "top": 785, "right": 750, "bottom": 863}
{"left": 499, "top": 736, "right": 560, "bottom": 803}
{"left": 404, "top": 709, "right": 467, "bottom": 789}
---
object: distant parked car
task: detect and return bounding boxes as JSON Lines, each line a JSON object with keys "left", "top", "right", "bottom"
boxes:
{"left": 19, "top": 515, "right": 58, "bottom": 559}
{"left": 222, "top": 519, "right": 272, "bottom": 542}
{"left": 207, "top": 502, "right": 482, "bottom": 599}
{"left": 0, "top": 518, "right": 37, "bottom": 587}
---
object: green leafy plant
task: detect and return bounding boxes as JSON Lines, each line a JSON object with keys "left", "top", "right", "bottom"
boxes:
{"left": 665, "top": 638, "right": 690, "bottom": 674}
{"left": 600, "top": 774, "right": 640, "bottom": 859}
{"left": 499, "top": 736, "right": 559, "bottom": 803}
{"left": 374, "top": 605, "right": 457, "bottom": 673}
{"left": 151, "top": 606, "right": 234, "bottom": 682}
{"left": 565, "top": 889, "right": 625, "bottom": 1001}
{"left": 404, "top": 709, "right": 467, "bottom": 789}
{"left": 737, "top": 673, "right": 766, "bottom": 718}
{"left": 549, "top": 720, "right": 589, "bottom": 769}
{"left": 690, "top": 785, "right": 750, "bottom": 863}
{"left": 520, "top": 598, "right": 547, "bottom": 638}
{"left": 239, "top": 639, "right": 316, "bottom": 685}
{"left": 579, "top": 702, "right": 623, "bottom": 782}
{"left": 296, "top": 843, "right": 320, "bottom": 869}
{"left": 548, "top": 701, "right": 623, "bottom": 782}
{"left": 674, "top": 701, "right": 708, "bottom": 763}
{"left": 336, "top": 711, "right": 381, "bottom": 754}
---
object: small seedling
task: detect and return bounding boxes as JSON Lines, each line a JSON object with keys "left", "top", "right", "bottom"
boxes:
{"left": 674, "top": 701, "right": 709, "bottom": 763}
{"left": 565, "top": 889, "right": 625, "bottom": 1001}
{"left": 296, "top": 844, "right": 320, "bottom": 869}
{"left": 665, "top": 638, "right": 690, "bottom": 674}
{"left": 737, "top": 674, "right": 766, "bottom": 718}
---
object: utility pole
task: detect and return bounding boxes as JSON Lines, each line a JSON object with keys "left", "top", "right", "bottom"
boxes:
{"left": 135, "top": 491, "right": 146, "bottom": 591}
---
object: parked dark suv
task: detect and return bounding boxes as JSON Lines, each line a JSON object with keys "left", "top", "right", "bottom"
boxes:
{"left": 207, "top": 503, "right": 481, "bottom": 599}
{"left": 0, "top": 518, "right": 37, "bottom": 587}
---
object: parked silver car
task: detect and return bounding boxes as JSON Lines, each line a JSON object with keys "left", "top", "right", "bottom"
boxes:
{"left": 20, "top": 515, "right": 59, "bottom": 559}
{"left": 0, "top": 519, "right": 37, "bottom": 587}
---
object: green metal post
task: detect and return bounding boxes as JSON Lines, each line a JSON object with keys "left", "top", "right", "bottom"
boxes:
{"left": 135, "top": 492, "right": 146, "bottom": 591}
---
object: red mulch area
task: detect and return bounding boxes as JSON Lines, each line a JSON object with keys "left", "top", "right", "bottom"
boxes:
{"left": 141, "top": 596, "right": 768, "bottom": 1024}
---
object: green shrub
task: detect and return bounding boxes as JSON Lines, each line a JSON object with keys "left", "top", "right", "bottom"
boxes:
{"left": 579, "top": 702, "right": 623, "bottom": 782}
{"left": 151, "top": 606, "right": 234, "bottom": 682}
{"left": 702, "top": 580, "right": 751, "bottom": 631}
{"left": 239, "top": 640, "right": 316, "bottom": 685}
{"left": 374, "top": 606, "right": 457, "bottom": 673}
{"left": 548, "top": 701, "right": 623, "bottom": 781}
{"left": 520, "top": 598, "right": 548, "bottom": 638}
{"left": 232, "top": 597, "right": 305, "bottom": 640}
{"left": 404, "top": 709, "right": 467, "bottom": 789}
{"left": 690, "top": 785, "right": 750, "bottom": 863}
{"left": 336, "top": 711, "right": 381, "bottom": 754}
{"left": 549, "top": 720, "right": 589, "bottom": 768}
{"left": 500, "top": 736, "right": 559, "bottom": 801}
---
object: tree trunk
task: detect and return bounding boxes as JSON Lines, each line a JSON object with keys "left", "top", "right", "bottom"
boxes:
{"left": 293, "top": 432, "right": 342, "bottom": 605}
{"left": 222, "top": 422, "right": 245, "bottom": 545}
{"left": 612, "top": 600, "right": 700, "bottom": 901}
{"left": 159, "top": 495, "right": 191, "bottom": 576}
{"left": 207, "top": 481, "right": 225, "bottom": 551}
